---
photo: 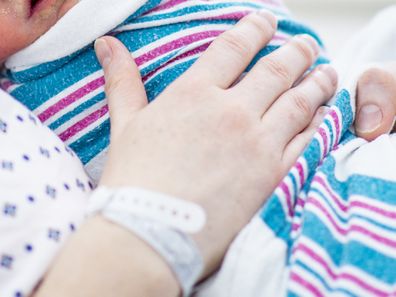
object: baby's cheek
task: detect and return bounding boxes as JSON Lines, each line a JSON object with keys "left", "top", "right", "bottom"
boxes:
{"left": 0, "top": 18, "right": 32, "bottom": 62}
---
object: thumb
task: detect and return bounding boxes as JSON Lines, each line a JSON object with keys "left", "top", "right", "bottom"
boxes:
{"left": 95, "top": 36, "right": 148, "bottom": 135}
{"left": 355, "top": 67, "right": 396, "bottom": 141}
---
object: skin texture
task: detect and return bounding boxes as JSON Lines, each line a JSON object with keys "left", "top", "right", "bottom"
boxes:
{"left": 354, "top": 63, "right": 396, "bottom": 141}
{"left": 0, "top": 0, "right": 77, "bottom": 62}
{"left": 34, "top": 13, "right": 339, "bottom": 297}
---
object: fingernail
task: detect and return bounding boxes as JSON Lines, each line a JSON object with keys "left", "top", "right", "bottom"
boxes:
{"left": 356, "top": 104, "right": 383, "bottom": 133}
{"left": 296, "top": 34, "right": 320, "bottom": 56}
{"left": 317, "top": 64, "right": 338, "bottom": 86}
{"left": 95, "top": 38, "right": 112, "bottom": 68}
{"left": 256, "top": 10, "right": 277, "bottom": 29}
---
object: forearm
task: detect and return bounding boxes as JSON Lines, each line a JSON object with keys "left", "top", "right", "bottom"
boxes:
{"left": 33, "top": 216, "right": 180, "bottom": 297}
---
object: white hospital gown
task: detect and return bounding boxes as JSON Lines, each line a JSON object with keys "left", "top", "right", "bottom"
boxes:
{"left": 0, "top": 90, "right": 91, "bottom": 297}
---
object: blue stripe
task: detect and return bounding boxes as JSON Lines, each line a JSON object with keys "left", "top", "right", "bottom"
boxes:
{"left": 48, "top": 92, "right": 106, "bottom": 130}
{"left": 310, "top": 187, "right": 396, "bottom": 233}
{"left": 295, "top": 214, "right": 396, "bottom": 283}
{"left": 292, "top": 260, "right": 358, "bottom": 297}
{"left": 69, "top": 119, "right": 110, "bottom": 164}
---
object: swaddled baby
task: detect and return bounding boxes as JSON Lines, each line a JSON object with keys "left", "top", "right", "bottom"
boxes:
{"left": 1, "top": 0, "right": 396, "bottom": 297}
{"left": 1, "top": 0, "right": 328, "bottom": 181}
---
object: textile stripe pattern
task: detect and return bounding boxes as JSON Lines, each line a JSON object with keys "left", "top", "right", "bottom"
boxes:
{"left": 1, "top": 0, "right": 326, "bottom": 166}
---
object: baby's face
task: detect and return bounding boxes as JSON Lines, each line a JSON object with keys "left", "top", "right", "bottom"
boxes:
{"left": 0, "top": 0, "right": 77, "bottom": 62}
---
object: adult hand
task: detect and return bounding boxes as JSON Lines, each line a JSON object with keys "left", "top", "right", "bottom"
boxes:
{"left": 354, "top": 63, "right": 396, "bottom": 141}
{"left": 98, "top": 11, "right": 336, "bottom": 276}
{"left": 35, "top": 12, "right": 338, "bottom": 297}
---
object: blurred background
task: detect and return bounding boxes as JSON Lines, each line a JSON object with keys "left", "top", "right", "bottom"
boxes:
{"left": 283, "top": 0, "right": 395, "bottom": 57}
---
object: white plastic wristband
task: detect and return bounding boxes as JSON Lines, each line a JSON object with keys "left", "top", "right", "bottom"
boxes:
{"left": 87, "top": 187, "right": 206, "bottom": 233}
{"left": 87, "top": 187, "right": 207, "bottom": 296}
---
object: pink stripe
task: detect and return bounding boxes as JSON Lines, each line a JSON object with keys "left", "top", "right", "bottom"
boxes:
{"left": 314, "top": 175, "right": 396, "bottom": 220}
{"left": 297, "top": 197, "right": 305, "bottom": 208}
{"left": 59, "top": 40, "right": 211, "bottom": 142}
{"left": 308, "top": 196, "right": 396, "bottom": 248}
{"left": 143, "top": 42, "right": 211, "bottom": 82}
{"left": 295, "top": 161, "right": 306, "bottom": 186}
{"left": 202, "top": 11, "right": 251, "bottom": 21}
{"left": 38, "top": 77, "right": 105, "bottom": 123}
{"left": 58, "top": 105, "right": 108, "bottom": 142}
{"left": 318, "top": 127, "right": 328, "bottom": 159}
{"left": 39, "top": 31, "right": 221, "bottom": 123}
{"left": 329, "top": 109, "right": 340, "bottom": 145}
{"left": 148, "top": 0, "right": 283, "bottom": 15}
{"left": 294, "top": 243, "right": 389, "bottom": 297}
{"left": 0, "top": 80, "right": 13, "bottom": 91}
{"left": 292, "top": 223, "right": 300, "bottom": 231}
{"left": 280, "top": 181, "right": 294, "bottom": 217}
{"left": 148, "top": 0, "right": 187, "bottom": 13}
{"left": 135, "top": 30, "right": 223, "bottom": 66}
{"left": 290, "top": 271, "right": 323, "bottom": 297}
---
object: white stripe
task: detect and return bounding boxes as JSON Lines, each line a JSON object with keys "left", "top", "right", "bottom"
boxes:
{"left": 54, "top": 100, "right": 107, "bottom": 135}
{"left": 116, "top": 7, "right": 242, "bottom": 31}
{"left": 294, "top": 237, "right": 392, "bottom": 295}
{"left": 46, "top": 85, "right": 104, "bottom": 127}
{"left": 306, "top": 199, "right": 396, "bottom": 258}
{"left": 144, "top": 52, "right": 201, "bottom": 84}
{"left": 148, "top": 0, "right": 287, "bottom": 17}
{"left": 313, "top": 172, "right": 396, "bottom": 227}
{"left": 35, "top": 24, "right": 229, "bottom": 126}
{"left": 33, "top": 71, "right": 102, "bottom": 116}
{"left": 65, "top": 111, "right": 109, "bottom": 145}
{"left": 289, "top": 265, "right": 327, "bottom": 297}
{"left": 273, "top": 175, "right": 295, "bottom": 222}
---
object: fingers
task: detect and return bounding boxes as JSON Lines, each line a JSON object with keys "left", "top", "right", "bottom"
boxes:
{"left": 233, "top": 34, "right": 320, "bottom": 113}
{"left": 95, "top": 36, "right": 148, "bottom": 136}
{"left": 355, "top": 66, "right": 396, "bottom": 141}
{"left": 282, "top": 106, "right": 329, "bottom": 166}
{"left": 263, "top": 64, "right": 337, "bottom": 147}
{"left": 182, "top": 11, "right": 277, "bottom": 89}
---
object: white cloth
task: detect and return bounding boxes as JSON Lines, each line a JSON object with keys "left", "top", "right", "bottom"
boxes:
{"left": 6, "top": 0, "right": 147, "bottom": 70}
{"left": 0, "top": 90, "right": 91, "bottom": 297}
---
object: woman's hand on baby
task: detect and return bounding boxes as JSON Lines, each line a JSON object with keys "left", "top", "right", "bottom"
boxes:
{"left": 96, "top": 12, "right": 337, "bottom": 280}
{"left": 354, "top": 63, "right": 396, "bottom": 141}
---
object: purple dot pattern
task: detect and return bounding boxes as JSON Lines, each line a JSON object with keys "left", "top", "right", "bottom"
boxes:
{"left": 0, "top": 92, "right": 92, "bottom": 297}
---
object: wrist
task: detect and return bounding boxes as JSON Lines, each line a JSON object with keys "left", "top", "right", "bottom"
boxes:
{"left": 35, "top": 216, "right": 180, "bottom": 297}
{"left": 87, "top": 187, "right": 205, "bottom": 295}
{"left": 99, "top": 216, "right": 181, "bottom": 297}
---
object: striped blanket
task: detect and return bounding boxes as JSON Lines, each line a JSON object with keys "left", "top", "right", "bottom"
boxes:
{"left": 2, "top": 0, "right": 396, "bottom": 296}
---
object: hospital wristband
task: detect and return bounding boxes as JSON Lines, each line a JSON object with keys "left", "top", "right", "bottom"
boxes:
{"left": 87, "top": 186, "right": 206, "bottom": 297}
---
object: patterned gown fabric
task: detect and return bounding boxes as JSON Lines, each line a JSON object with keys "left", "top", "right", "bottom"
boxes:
{"left": 0, "top": 90, "right": 91, "bottom": 297}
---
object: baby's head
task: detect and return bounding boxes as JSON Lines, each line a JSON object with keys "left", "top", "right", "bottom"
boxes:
{"left": 0, "top": 0, "right": 77, "bottom": 62}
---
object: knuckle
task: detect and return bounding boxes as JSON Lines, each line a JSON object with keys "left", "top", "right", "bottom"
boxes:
{"left": 244, "top": 12, "right": 274, "bottom": 36}
{"left": 262, "top": 57, "right": 292, "bottom": 87}
{"left": 359, "top": 67, "right": 395, "bottom": 89}
{"left": 292, "top": 38, "right": 314, "bottom": 64}
{"left": 217, "top": 30, "right": 253, "bottom": 59}
{"left": 311, "top": 72, "right": 334, "bottom": 96}
{"left": 290, "top": 90, "right": 313, "bottom": 117}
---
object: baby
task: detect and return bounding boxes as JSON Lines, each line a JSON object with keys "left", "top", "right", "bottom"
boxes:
{"left": 1, "top": 1, "right": 396, "bottom": 297}
{"left": 1, "top": 0, "right": 328, "bottom": 180}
